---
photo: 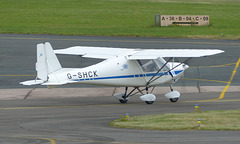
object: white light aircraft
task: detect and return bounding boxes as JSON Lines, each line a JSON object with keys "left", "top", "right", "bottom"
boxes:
{"left": 20, "top": 42, "right": 224, "bottom": 104}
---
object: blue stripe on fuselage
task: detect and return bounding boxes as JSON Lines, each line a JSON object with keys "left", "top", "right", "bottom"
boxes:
{"left": 72, "top": 70, "right": 183, "bottom": 82}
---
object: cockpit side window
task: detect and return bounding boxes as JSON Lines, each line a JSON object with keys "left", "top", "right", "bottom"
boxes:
{"left": 137, "top": 60, "right": 158, "bottom": 72}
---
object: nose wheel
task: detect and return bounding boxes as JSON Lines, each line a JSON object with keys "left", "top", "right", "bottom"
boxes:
{"left": 169, "top": 85, "right": 179, "bottom": 103}
{"left": 165, "top": 85, "right": 180, "bottom": 103}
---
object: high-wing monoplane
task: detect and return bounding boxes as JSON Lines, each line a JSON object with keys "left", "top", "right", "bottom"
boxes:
{"left": 20, "top": 42, "right": 224, "bottom": 104}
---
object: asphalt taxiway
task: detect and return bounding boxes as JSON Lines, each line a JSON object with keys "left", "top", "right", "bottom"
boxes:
{"left": 0, "top": 34, "right": 240, "bottom": 144}
{"left": 0, "top": 92, "right": 240, "bottom": 144}
{"left": 0, "top": 34, "right": 240, "bottom": 88}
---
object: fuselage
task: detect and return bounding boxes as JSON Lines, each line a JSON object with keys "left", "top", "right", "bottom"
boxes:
{"left": 48, "top": 56, "right": 188, "bottom": 87}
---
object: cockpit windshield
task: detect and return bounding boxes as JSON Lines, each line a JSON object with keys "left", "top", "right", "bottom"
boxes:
{"left": 156, "top": 57, "right": 170, "bottom": 71}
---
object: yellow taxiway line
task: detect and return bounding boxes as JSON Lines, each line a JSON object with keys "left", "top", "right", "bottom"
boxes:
{"left": 17, "top": 137, "right": 56, "bottom": 144}
{"left": 181, "top": 78, "right": 229, "bottom": 84}
{"left": 185, "top": 57, "right": 240, "bottom": 103}
{"left": 16, "top": 137, "right": 152, "bottom": 144}
{"left": 190, "top": 63, "right": 236, "bottom": 68}
{"left": 218, "top": 57, "right": 240, "bottom": 100}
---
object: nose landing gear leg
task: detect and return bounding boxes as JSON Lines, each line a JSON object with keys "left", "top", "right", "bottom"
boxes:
{"left": 119, "top": 87, "right": 129, "bottom": 104}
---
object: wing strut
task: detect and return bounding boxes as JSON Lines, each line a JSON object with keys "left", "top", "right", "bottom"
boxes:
{"left": 147, "top": 57, "right": 192, "bottom": 85}
{"left": 123, "top": 86, "right": 156, "bottom": 98}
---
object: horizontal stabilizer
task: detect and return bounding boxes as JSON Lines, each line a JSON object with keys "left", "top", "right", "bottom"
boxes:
{"left": 41, "top": 81, "right": 77, "bottom": 86}
{"left": 20, "top": 80, "right": 77, "bottom": 86}
{"left": 20, "top": 80, "right": 44, "bottom": 86}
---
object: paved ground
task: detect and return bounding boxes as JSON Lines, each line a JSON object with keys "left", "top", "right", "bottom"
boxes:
{"left": 0, "top": 34, "right": 240, "bottom": 144}
{"left": 0, "top": 34, "right": 240, "bottom": 89}
{"left": 0, "top": 92, "right": 240, "bottom": 144}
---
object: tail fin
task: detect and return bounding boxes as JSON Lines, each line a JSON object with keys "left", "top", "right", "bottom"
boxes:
{"left": 20, "top": 42, "right": 62, "bottom": 85}
{"left": 36, "top": 42, "right": 62, "bottom": 81}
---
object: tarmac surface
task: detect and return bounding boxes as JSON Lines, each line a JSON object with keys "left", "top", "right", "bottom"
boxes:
{"left": 1, "top": 93, "right": 240, "bottom": 144}
{"left": 0, "top": 34, "right": 240, "bottom": 143}
{"left": 0, "top": 34, "right": 240, "bottom": 88}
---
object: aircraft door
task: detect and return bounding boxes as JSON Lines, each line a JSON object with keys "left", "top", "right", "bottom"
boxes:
{"left": 137, "top": 58, "right": 170, "bottom": 84}
{"left": 137, "top": 59, "right": 159, "bottom": 82}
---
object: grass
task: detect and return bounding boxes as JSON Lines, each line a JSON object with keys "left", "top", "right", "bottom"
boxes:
{"left": 0, "top": 0, "right": 240, "bottom": 39}
{"left": 110, "top": 109, "right": 240, "bottom": 131}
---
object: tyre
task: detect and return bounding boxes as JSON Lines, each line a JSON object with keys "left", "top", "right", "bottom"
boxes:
{"left": 169, "top": 98, "right": 178, "bottom": 103}
{"left": 119, "top": 99, "right": 128, "bottom": 104}
{"left": 145, "top": 101, "right": 154, "bottom": 104}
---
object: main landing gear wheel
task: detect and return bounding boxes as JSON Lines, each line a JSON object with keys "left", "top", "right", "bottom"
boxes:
{"left": 169, "top": 98, "right": 178, "bottom": 103}
{"left": 119, "top": 99, "right": 128, "bottom": 104}
{"left": 145, "top": 101, "right": 154, "bottom": 104}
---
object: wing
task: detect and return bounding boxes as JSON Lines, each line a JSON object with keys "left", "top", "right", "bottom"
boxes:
{"left": 54, "top": 46, "right": 224, "bottom": 59}
{"left": 127, "top": 49, "right": 224, "bottom": 59}
{"left": 54, "top": 46, "right": 134, "bottom": 59}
